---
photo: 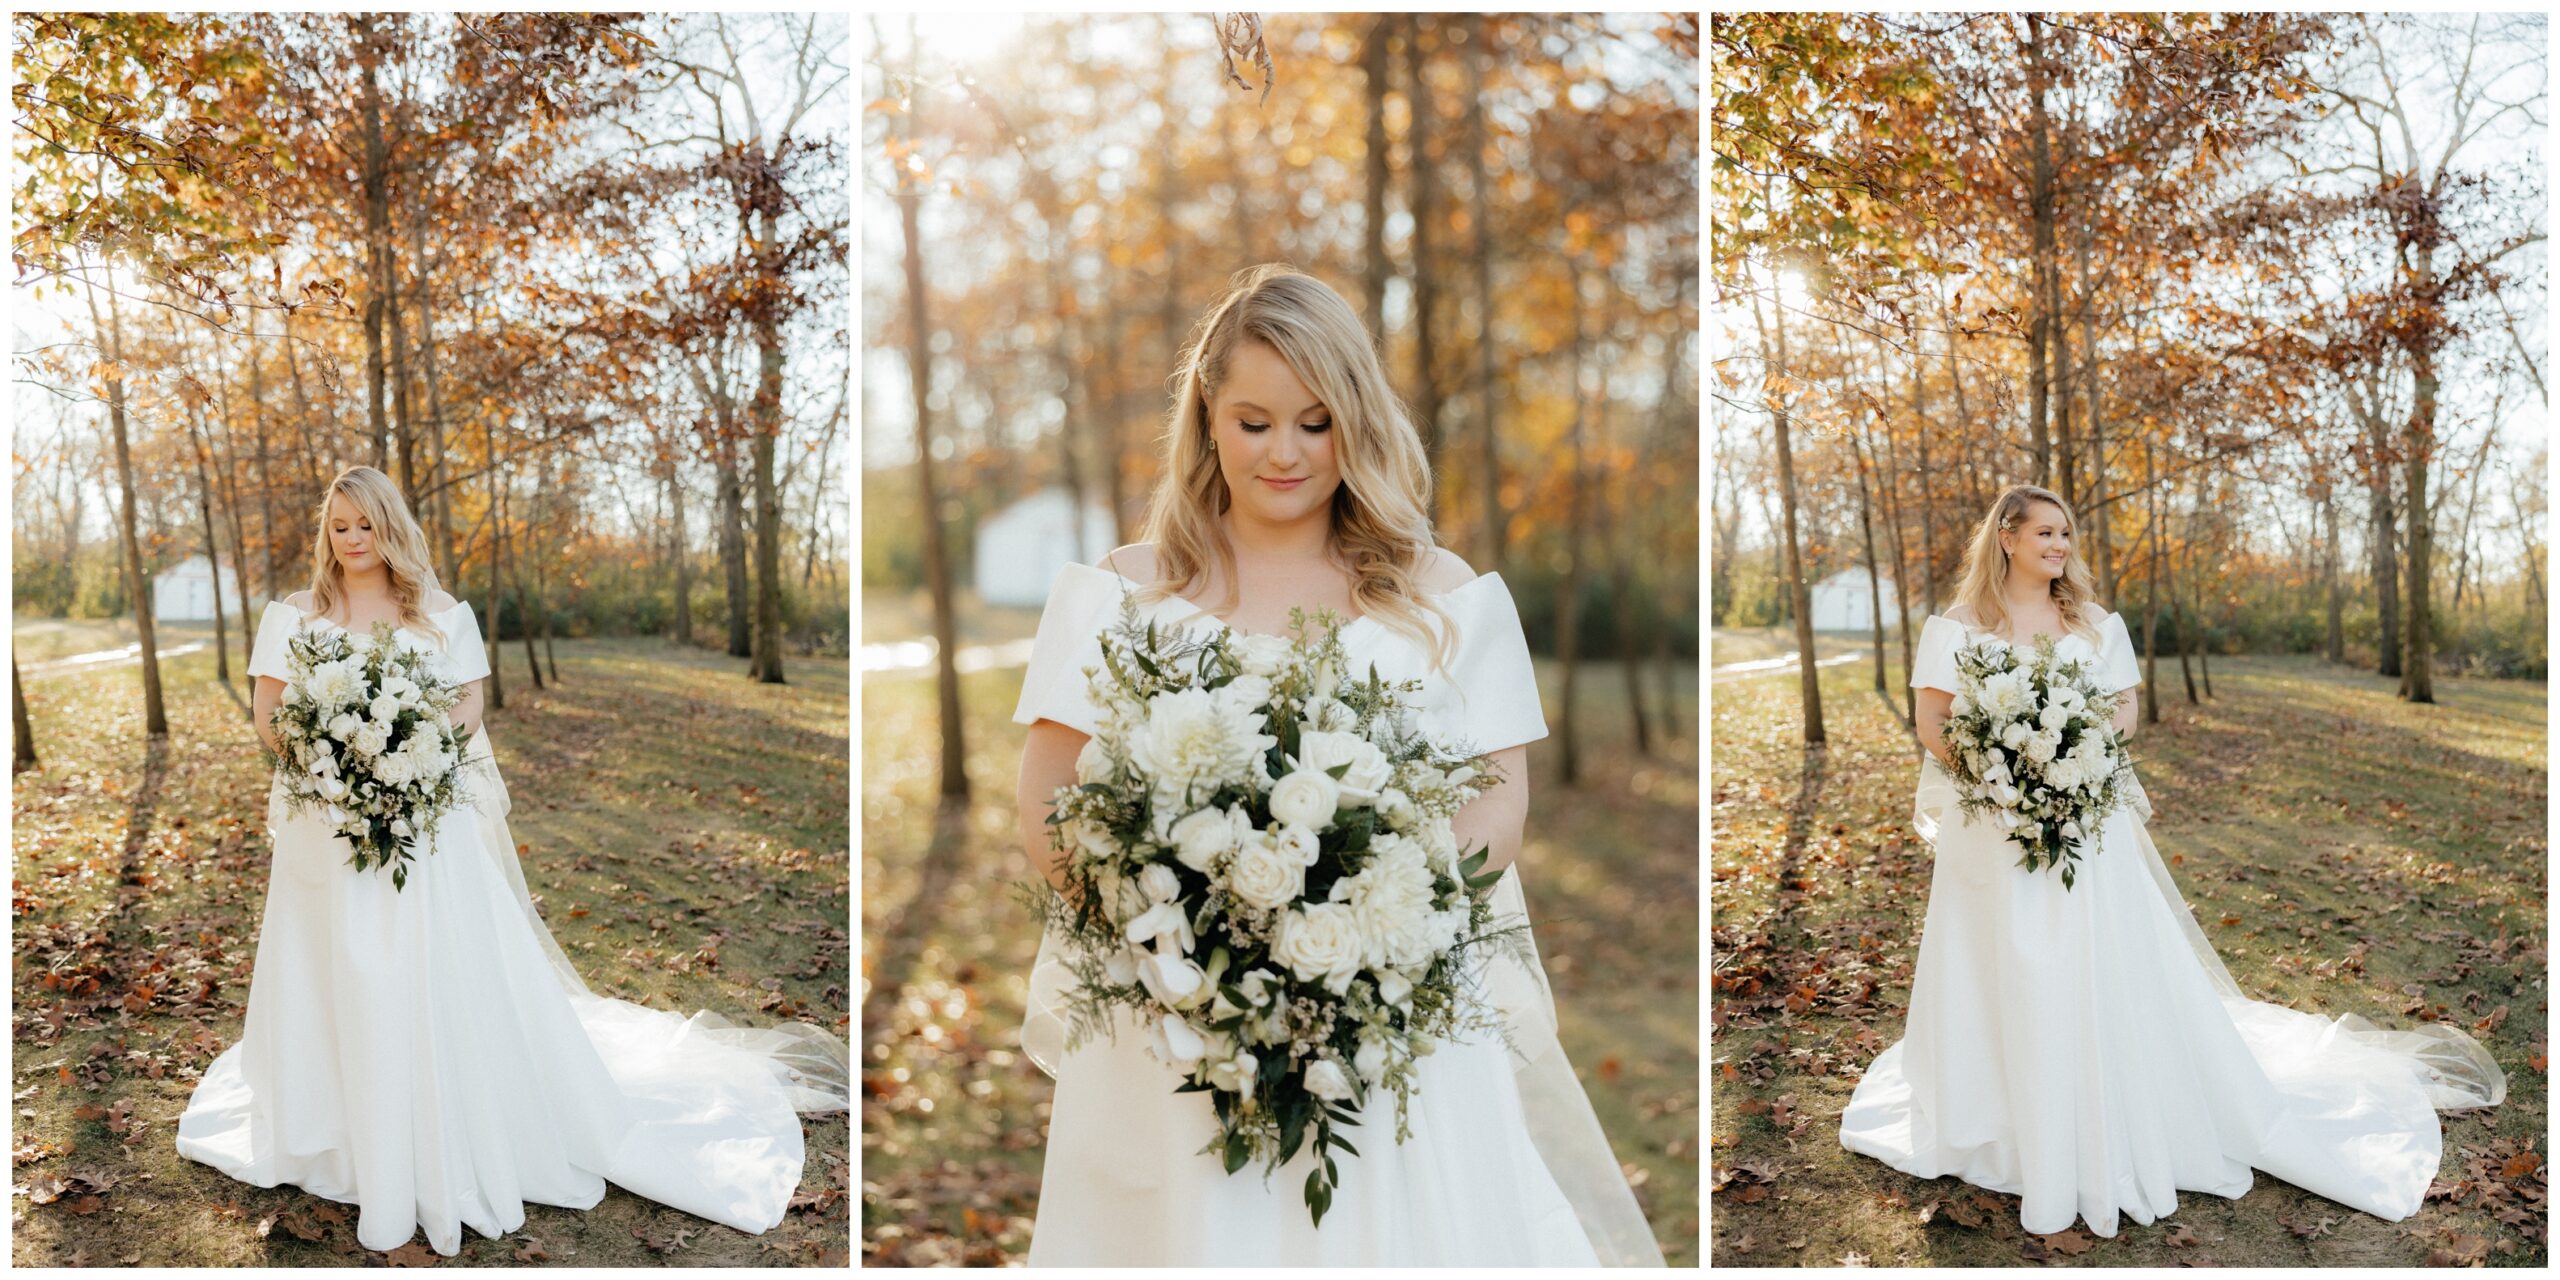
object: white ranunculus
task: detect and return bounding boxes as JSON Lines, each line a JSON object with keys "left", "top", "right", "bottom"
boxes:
{"left": 1353, "top": 1034, "right": 1390, "bottom": 1085}
{"left": 1233, "top": 633, "right": 1295, "bottom": 677}
{"left": 1272, "top": 903, "right": 1366, "bottom": 993}
{"left": 1273, "top": 823, "right": 1320, "bottom": 866}
{"left": 352, "top": 721, "right": 391, "bottom": 759}
{"left": 2038, "top": 702, "right": 2072, "bottom": 731}
{"left": 1137, "top": 946, "right": 1207, "bottom": 1008}
{"left": 1170, "top": 807, "right": 1238, "bottom": 872}
{"left": 1268, "top": 769, "right": 1341, "bottom": 829}
{"left": 1148, "top": 1014, "right": 1207, "bottom": 1066}
{"left": 1294, "top": 730, "right": 1394, "bottom": 804}
{"left": 1206, "top": 1048, "right": 1260, "bottom": 1092}
{"left": 2023, "top": 731, "right": 2059, "bottom": 764}
{"left": 1301, "top": 1057, "right": 1355, "bottom": 1102}
{"left": 370, "top": 693, "right": 402, "bottom": 723}
{"left": 1127, "top": 687, "right": 1276, "bottom": 810}
{"left": 1139, "top": 862, "right": 1183, "bottom": 904}
{"left": 1225, "top": 836, "right": 1308, "bottom": 912}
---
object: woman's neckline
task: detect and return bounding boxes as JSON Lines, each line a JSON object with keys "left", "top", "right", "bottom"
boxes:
{"left": 1933, "top": 610, "right": 2092, "bottom": 650}
{"left": 285, "top": 595, "right": 463, "bottom": 638}
{"left": 1083, "top": 562, "right": 1499, "bottom": 642}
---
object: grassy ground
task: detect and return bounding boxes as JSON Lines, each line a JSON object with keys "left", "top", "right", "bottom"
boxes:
{"left": 859, "top": 647, "right": 1702, "bottom": 1266}
{"left": 1710, "top": 645, "right": 2548, "bottom": 1267}
{"left": 10, "top": 633, "right": 852, "bottom": 1267}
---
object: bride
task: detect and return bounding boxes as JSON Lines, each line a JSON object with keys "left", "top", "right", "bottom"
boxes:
{"left": 1840, "top": 482, "right": 2505, "bottom": 1237}
{"left": 175, "top": 465, "right": 848, "bottom": 1256}
{"left": 1009, "top": 265, "right": 1662, "bottom": 1266}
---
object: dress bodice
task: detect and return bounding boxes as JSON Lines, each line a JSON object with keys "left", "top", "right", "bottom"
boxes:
{"left": 1012, "top": 561, "right": 1550, "bottom": 757}
{"left": 250, "top": 598, "right": 492, "bottom": 688}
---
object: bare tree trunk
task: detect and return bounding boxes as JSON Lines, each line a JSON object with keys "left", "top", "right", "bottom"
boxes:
{"left": 2401, "top": 348, "right": 2439, "bottom": 702}
{"left": 357, "top": 15, "right": 393, "bottom": 470}
{"left": 1854, "top": 432, "right": 1888, "bottom": 702}
{"left": 1404, "top": 14, "right": 1446, "bottom": 508}
{"left": 2022, "top": 15, "right": 2058, "bottom": 488}
{"left": 2322, "top": 484, "right": 2345, "bottom": 662}
{"left": 1360, "top": 15, "right": 1392, "bottom": 344}
{"left": 1465, "top": 12, "right": 1504, "bottom": 572}
{"left": 248, "top": 323, "right": 279, "bottom": 603}
{"left": 1753, "top": 246, "right": 1823, "bottom": 745}
{"left": 409, "top": 192, "right": 457, "bottom": 587}
{"left": 2141, "top": 438, "right": 2161, "bottom": 726}
{"left": 2352, "top": 377, "right": 2404, "bottom": 676}
{"left": 1554, "top": 264, "right": 1589, "bottom": 784}
{"left": 13, "top": 663, "right": 35, "bottom": 771}
{"left": 85, "top": 274, "right": 166, "bottom": 737}
{"left": 483, "top": 456, "right": 506, "bottom": 712}
{"left": 901, "top": 84, "right": 969, "bottom": 804}
{"left": 670, "top": 444, "right": 693, "bottom": 646}
{"left": 186, "top": 410, "right": 233, "bottom": 684}
{"left": 718, "top": 431, "right": 751, "bottom": 658}
{"left": 1599, "top": 394, "right": 1649, "bottom": 756}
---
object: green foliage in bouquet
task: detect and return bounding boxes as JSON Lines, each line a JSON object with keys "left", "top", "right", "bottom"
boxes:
{"left": 1940, "top": 634, "right": 2133, "bottom": 891}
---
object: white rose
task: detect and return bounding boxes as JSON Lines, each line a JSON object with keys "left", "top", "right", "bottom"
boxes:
{"left": 1294, "top": 730, "right": 1394, "bottom": 804}
{"left": 1233, "top": 633, "right": 1294, "bottom": 677}
{"left": 1353, "top": 1034, "right": 1389, "bottom": 1085}
{"left": 1139, "top": 862, "right": 1183, "bottom": 904}
{"left": 1301, "top": 1057, "right": 1355, "bottom": 1102}
{"left": 1215, "top": 673, "right": 1273, "bottom": 714}
{"left": 370, "top": 693, "right": 402, "bottom": 723}
{"left": 1271, "top": 903, "right": 1366, "bottom": 993}
{"left": 2023, "top": 731, "right": 2059, "bottom": 764}
{"left": 328, "top": 712, "right": 361, "bottom": 742}
{"left": 1148, "top": 1014, "right": 1207, "bottom": 1066}
{"left": 1268, "top": 769, "right": 1341, "bottom": 829}
{"left": 352, "top": 722, "right": 391, "bottom": 759}
{"left": 1170, "top": 807, "right": 1238, "bottom": 872}
{"left": 1273, "top": 823, "right": 1321, "bottom": 866}
{"left": 1225, "top": 837, "right": 1308, "bottom": 912}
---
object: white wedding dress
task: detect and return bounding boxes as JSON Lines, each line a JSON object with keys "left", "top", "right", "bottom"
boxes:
{"left": 176, "top": 597, "right": 850, "bottom": 1256}
{"left": 1010, "top": 562, "right": 1664, "bottom": 1267}
{"left": 1840, "top": 609, "right": 2506, "bottom": 1237}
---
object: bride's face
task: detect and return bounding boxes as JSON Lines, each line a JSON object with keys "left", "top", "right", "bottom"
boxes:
{"left": 327, "top": 492, "right": 382, "bottom": 574}
{"left": 1209, "top": 339, "right": 1341, "bottom": 528}
{"left": 2001, "top": 501, "right": 2073, "bottom": 584}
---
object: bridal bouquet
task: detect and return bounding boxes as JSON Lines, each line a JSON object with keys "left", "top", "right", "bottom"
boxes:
{"left": 266, "top": 622, "right": 474, "bottom": 891}
{"left": 1033, "top": 599, "right": 1526, "bottom": 1226}
{"left": 1940, "top": 633, "right": 2133, "bottom": 890}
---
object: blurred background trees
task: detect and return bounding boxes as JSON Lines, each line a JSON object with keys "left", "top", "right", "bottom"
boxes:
{"left": 862, "top": 12, "right": 1699, "bottom": 796}
{"left": 12, "top": 12, "right": 851, "bottom": 734}
{"left": 1713, "top": 12, "right": 2546, "bottom": 743}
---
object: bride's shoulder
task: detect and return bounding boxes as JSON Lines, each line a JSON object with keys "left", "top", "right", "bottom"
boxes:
{"left": 1938, "top": 605, "right": 1977, "bottom": 626}
{"left": 282, "top": 590, "right": 315, "bottom": 612}
{"left": 423, "top": 589, "right": 461, "bottom": 614}
{"left": 1094, "top": 542, "right": 1158, "bottom": 583}
{"left": 1415, "top": 546, "right": 1478, "bottom": 596}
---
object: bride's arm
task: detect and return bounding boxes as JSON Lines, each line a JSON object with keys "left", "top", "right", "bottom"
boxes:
{"left": 450, "top": 679, "right": 485, "bottom": 736}
{"left": 252, "top": 676, "right": 287, "bottom": 757}
{"left": 1018, "top": 720, "right": 1086, "bottom": 894}
{"left": 1913, "top": 687, "right": 1957, "bottom": 769}
{"left": 1451, "top": 743, "right": 1530, "bottom": 878}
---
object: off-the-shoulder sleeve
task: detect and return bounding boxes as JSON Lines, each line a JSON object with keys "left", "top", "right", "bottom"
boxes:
{"left": 1439, "top": 573, "right": 1549, "bottom": 755}
{"left": 442, "top": 603, "right": 491, "bottom": 684}
{"left": 1911, "top": 615, "right": 1965, "bottom": 693}
{"left": 2095, "top": 610, "right": 2141, "bottom": 696}
{"left": 1011, "top": 563, "right": 1127, "bottom": 738}
{"left": 248, "top": 601, "right": 299, "bottom": 681}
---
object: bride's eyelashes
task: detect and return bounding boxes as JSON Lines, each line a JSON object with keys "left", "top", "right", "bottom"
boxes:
{"left": 1237, "top": 419, "right": 1332, "bottom": 433}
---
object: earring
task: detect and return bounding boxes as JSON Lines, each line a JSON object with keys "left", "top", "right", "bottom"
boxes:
{"left": 1208, "top": 438, "right": 1218, "bottom": 452}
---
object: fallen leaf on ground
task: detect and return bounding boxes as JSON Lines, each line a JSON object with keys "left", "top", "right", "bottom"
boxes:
{"left": 384, "top": 1241, "right": 441, "bottom": 1267}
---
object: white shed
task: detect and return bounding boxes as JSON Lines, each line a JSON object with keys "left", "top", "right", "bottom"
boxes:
{"left": 1810, "top": 566, "right": 1903, "bottom": 633}
{"left": 975, "top": 488, "right": 1120, "bottom": 608}
{"left": 152, "top": 555, "right": 241, "bottom": 623}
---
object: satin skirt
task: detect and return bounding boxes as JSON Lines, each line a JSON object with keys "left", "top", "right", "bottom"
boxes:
{"left": 175, "top": 768, "right": 813, "bottom": 1255}
{"left": 1840, "top": 782, "right": 2494, "bottom": 1237}
{"left": 1028, "top": 1005, "right": 1601, "bottom": 1266}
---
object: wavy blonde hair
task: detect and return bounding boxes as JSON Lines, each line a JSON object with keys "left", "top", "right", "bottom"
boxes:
{"left": 1949, "top": 483, "right": 2101, "bottom": 643}
{"left": 1136, "top": 263, "right": 1457, "bottom": 669}
{"left": 306, "top": 465, "right": 445, "bottom": 644}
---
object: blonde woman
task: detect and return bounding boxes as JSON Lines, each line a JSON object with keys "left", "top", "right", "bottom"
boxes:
{"left": 1009, "top": 266, "right": 1661, "bottom": 1266}
{"left": 1840, "top": 483, "right": 2504, "bottom": 1237}
{"left": 175, "top": 467, "right": 848, "bottom": 1256}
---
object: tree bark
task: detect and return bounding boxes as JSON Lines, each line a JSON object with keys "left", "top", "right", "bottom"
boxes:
{"left": 717, "top": 429, "right": 751, "bottom": 658}
{"left": 901, "top": 86, "right": 969, "bottom": 804}
{"left": 2141, "top": 438, "right": 2161, "bottom": 725}
{"left": 1360, "top": 15, "right": 1392, "bottom": 344}
{"left": 357, "top": 16, "right": 393, "bottom": 471}
{"left": 2401, "top": 347, "right": 2438, "bottom": 703}
{"left": 185, "top": 408, "right": 232, "bottom": 685}
{"left": 1404, "top": 14, "right": 1446, "bottom": 508}
{"left": 2322, "top": 484, "right": 2345, "bottom": 662}
{"left": 483, "top": 454, "right": 506, "bottom": 711}
{"left": 12, "top": 663, "right": 34, "bottom": 772}
{"left": 670, "top": 443, "right": 693, "bottom": 646}
{"left": 1465, "top": 12, "right": 1504, "bottom": 572}
{"left": 2022, "top": 14, "right": 2058, "bottom": 488}
{"left": 2355, "top": 378, "right": 2404, "bottom": 678}
{"left": 1554, "top": 265, "right": 1589, "bottom": 784}
{"left": 86, "top": 273, "right": 166, "bottom": 737}
{"left": 1754, "top": 248, "right": 1823, "bottom": 745}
